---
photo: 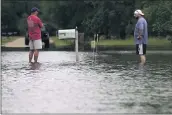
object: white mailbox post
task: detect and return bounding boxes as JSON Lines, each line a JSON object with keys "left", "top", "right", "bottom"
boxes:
{"left": 58, "top": 27, "right": 79, "bottom": 62}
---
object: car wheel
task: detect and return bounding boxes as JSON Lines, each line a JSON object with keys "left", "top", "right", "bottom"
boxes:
{"left": 44, "top": 40, "right": 50, "bottom": 48}
{"left": 25, "top": 39, "right": 29, "bottom": 45}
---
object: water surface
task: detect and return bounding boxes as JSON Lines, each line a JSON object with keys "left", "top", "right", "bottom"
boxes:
{"left": 2, "top": 51, "right": 172, "bottom": 113}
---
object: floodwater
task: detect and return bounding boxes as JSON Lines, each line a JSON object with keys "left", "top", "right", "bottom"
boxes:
{"left": 1, "top": 51, "right": 172, "bottom": 113}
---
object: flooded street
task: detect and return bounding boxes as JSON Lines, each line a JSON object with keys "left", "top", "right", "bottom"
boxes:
{"left": 1, "top": 51, "right": 172, "bottom": 113}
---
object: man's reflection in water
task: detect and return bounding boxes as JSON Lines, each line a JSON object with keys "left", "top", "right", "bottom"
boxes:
{"left": 29, "top": 62, "right": 41, "bottom": 70}
{"left": 138, "top": 63, "right": 147, "bottom": 77}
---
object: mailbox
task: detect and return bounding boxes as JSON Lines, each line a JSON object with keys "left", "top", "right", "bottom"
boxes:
{"left": 57, "top": 27, "right": 79, "bottom": 62}
{"left": 58, "top": 29, "right": 76, "bottom": 39}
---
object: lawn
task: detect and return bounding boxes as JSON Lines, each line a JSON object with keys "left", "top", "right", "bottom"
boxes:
{"left": 51, "top": 36, "right": 172, "bottom": 50}
{"left": 51, "top": 36, "right": 74, "bottom": 47}
{"left": 1, "top": 36, "right": 19, "bottom": 45}
{"left": 91, "top": 37, "right": 172, "bottom": 48}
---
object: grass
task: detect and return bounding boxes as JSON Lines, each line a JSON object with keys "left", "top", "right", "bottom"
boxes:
{"left": 91, "top": 37, "right": 172, "bottom": 48}
{"left": 50, "top": 36, "right": 172, "bottom": 50}
{"left": 51, "top": 36, "right": 74, "bottom": 47}
{"left": 1, "top": 36, "right": 19, "bottom": 45}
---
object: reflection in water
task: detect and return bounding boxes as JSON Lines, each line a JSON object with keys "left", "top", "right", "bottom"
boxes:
{"left": 1, "top": 51, "right": 172, "bottom": 113}
{"left": 29, "top": 62, "right": 41, "bottom": 70}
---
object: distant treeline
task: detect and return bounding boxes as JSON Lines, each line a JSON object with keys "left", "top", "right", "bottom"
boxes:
{"left": 1, "top": 0, "right": 172, "bottom": 39}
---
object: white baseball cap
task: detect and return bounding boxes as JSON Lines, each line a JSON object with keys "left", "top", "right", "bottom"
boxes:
{"left": 134, "top": 9, "right": 144, "bottom": 16}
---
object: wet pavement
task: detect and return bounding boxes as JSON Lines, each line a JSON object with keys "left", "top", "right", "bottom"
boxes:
{"left": 1, "top": 51, "right": 172, "bottom": 113}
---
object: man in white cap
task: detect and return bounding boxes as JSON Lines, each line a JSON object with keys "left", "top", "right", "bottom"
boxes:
{"left": 134, "top": 9, "right": 148, "bottom": 65}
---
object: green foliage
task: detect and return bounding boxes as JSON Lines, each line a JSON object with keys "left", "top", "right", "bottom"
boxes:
{"left": 17, "top": 13, "right": 28, "bottom": 35}
{"left": 1, "top": 1, "right": 40, "bottom": 34}
{"left": 2, "top": 0, "right": 172, "bottom": 38}
{"left": 143, "top": 1, "right": 172, "bottom": 36}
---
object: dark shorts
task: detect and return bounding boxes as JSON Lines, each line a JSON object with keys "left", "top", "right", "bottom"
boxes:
{"left": 136, "top": 44, "right": 147, "bottom": 55}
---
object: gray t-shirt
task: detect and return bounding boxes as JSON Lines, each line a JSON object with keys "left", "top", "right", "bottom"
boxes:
{"left": 134, "top": 17, "right": 148, "bottom": 44}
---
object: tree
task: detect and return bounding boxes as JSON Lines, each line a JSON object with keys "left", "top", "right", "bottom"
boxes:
{"left": 143, "top": 0, "right": 172, "bottom": 36}
{"left": 2, "top": 0, "right": 172, "bottom": 38}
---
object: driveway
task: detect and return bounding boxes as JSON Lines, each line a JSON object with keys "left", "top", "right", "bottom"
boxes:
{"left": 3, "top": 37, "right": 54, "bottom": 47}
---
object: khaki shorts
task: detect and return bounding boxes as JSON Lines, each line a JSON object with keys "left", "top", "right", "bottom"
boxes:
{"left": 29, "top": 39, "right": 42, "bottom": 50}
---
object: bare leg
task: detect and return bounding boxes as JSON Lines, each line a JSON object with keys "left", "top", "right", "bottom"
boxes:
{"left": 34, "top": 49, "right": 39, "bottom": 63}
{"left": 140, "top": 55, "right": 146, "bottom": 65}
{"left": 29, "top": 50, "right": 34, "bottom": 63}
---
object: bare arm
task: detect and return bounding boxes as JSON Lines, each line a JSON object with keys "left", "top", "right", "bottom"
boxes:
{"left": 137, "top": 22, "right": 144, "bottom": 39}
{"left": 37, "top": 18, "right": 43, "bottom": 28}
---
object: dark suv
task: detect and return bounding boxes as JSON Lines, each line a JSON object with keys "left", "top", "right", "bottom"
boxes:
{"left": 25, "top": 23, "right": 50, "bottom": 48}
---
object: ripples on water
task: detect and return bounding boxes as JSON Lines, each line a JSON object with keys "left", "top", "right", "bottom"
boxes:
{"left": 1, "top": 51, "right": 172, "bottom": 113}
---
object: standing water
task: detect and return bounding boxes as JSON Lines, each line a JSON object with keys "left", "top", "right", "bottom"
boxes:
{"left": 1, "top": 51, "right": 172, "bottom": 113}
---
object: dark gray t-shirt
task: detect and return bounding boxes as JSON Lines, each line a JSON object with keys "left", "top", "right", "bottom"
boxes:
{"left": 134, "top": 17, "right": 148, "bottom": 44}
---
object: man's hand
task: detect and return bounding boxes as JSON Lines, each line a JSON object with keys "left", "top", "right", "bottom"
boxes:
{"left": 138, "top": 28, "right": 143, "bottom": 40}
{"left": 137, "top": 35, "right": 142, "bottom": 40}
